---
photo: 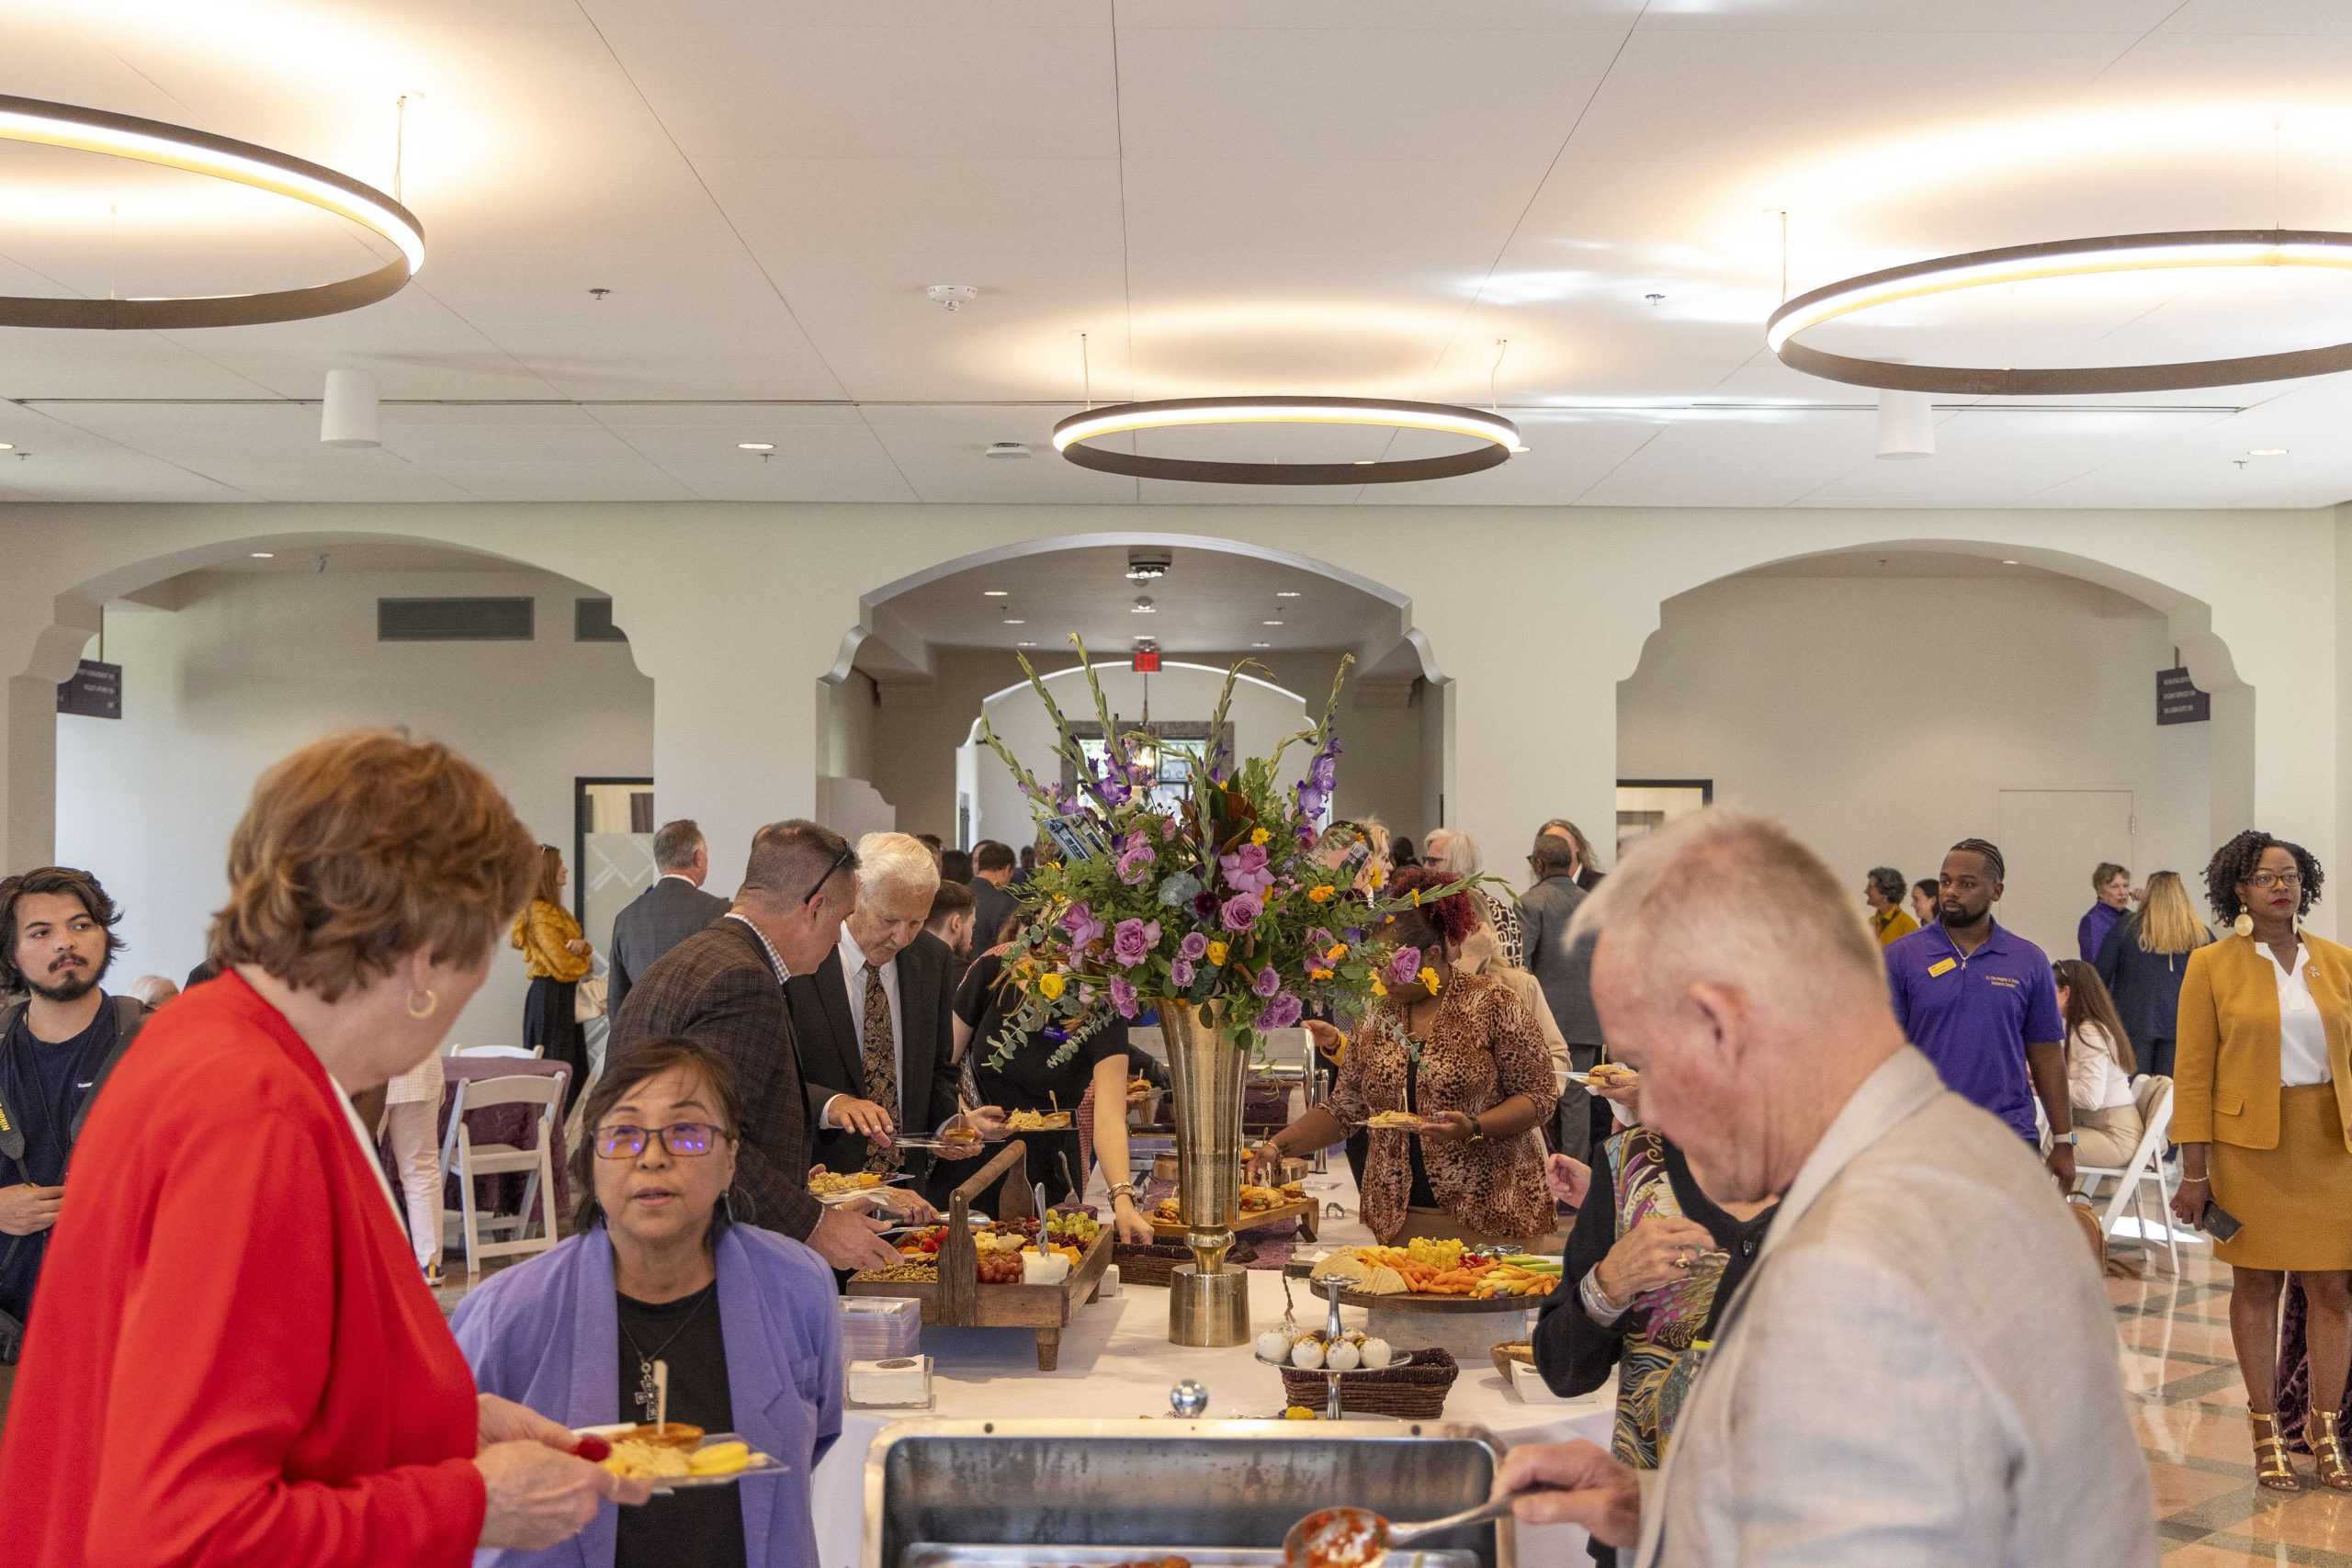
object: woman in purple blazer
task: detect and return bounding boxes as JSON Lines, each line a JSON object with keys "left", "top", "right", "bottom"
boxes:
{"left": 454, "top": 1038, "right": 842, "bottom": 1568}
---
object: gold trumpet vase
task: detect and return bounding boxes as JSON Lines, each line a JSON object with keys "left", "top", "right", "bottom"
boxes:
{"left": 1160, "top": 998, "right": 1252, "bottom": 1347}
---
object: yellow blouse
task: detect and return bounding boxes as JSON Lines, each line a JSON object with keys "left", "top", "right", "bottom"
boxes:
{"left": 512, "top": 899, "right": 591, "bottom": 982}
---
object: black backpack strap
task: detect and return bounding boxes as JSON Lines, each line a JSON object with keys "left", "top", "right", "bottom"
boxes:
{"left": 63, "top": 997, "right": 147, "bottom": 1151}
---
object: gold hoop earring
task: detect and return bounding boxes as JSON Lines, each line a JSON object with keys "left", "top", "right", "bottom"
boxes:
{"left": 405, "top": 988, "right": 438, "bottom": 1020}
{"left": 2233, "top": 912, "right": 2256, "bottom": 939}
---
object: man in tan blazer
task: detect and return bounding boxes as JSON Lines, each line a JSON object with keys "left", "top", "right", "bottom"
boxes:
{"left": 1498, "top": 809, "right": 2152, "bottom": 1565}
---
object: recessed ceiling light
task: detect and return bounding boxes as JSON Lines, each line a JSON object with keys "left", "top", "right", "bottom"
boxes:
{"left": 984, "top": 441, "right": 1031, "bottom": 459}
{"left": 1002, "top": 618, "right": 1026, "bottom": 626}
{"left": 250, "top": 551, "right": 276, "bottom": 559}
{"left": 1251, "top": 641, "right": 1273, "bottom": 649}
{"left": 1261, "top": 619, "right": 1285, "bottom": 626}
{"left": 2000, "top": 559, "right": 2019, "bottom": 566}
{"left": 0, "top": 443, "right": 14, "bottom": 452}
{"left": 1352, "top": 459, "right": 1375, "bottom": 466}
{"left": 1274, "top": 591, "right": 1303, "bottom": 599}
{"left": 1016, "top": 640, "right": 1037, "bottom": 648}
{"left": 2250, "top": 447, "right": 2289, "bottom": 457}
{"left": 738, "top": 441, "right": 775, "bottom": 452}
{"left": 982, "top": 589, "right": 1010, "bottom": 597}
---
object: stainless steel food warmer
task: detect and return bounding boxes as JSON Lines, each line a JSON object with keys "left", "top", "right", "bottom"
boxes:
{"left": 861, "top": 1417, "right": 1513, "bottom": 1567}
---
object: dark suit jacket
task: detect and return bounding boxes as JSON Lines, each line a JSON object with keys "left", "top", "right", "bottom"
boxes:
{"left": 971, "top": 881, "right": 1021, "bottom": 950}
{"left": 1521, "top": 874, "right": 1605, "bottom": 1048}
{"left": 785, "top": 931, "right": 960, "bottom": 1179}
{"left": 609, "top": 875, "right": 729, "bottom": 1019}
{"left": 608, "top": 917, "right": 821, "bottom": 1240}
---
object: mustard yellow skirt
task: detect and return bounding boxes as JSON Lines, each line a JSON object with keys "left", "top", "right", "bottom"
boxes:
{"left": 2211, "top": 1083, "right": 2352, "bottom": 1271}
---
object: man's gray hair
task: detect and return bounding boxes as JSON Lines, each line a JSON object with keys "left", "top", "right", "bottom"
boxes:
{"left": 1425, "top": 829, "right": 1481, "bottom": 878}
{"left": 857, "top": 831, "right": 943, "bottom": 899}
{"left": 651, "top": 818, "right": 705, "bottom": 873}
{"left": 1570, "top": 808, "right": 1883, "bottom": 1015}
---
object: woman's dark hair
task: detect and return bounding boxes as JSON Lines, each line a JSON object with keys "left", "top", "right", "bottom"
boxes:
{"left": 2051, "top": 958, "right": 2136, "bottom": 1076}
{"left": 1913, "top": 878, "right": 1939, "bottom": 906}
{"left": 571, "top": 1037, "right": 745, "bottom": 1234}
{"left": 2202, "top": 829, "right": 2324, "bottom": 925}
{"left": 0, "top": 866, "right": 127, "bottom": 992}
{"left": 1867, "top": 866, "right": 1905, "bottom": 904}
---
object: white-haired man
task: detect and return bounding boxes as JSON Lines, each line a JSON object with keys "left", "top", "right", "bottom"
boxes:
{"left": 786, "top": 832, "right": 1000, "bottom": 1198}
{"left": 1498, "top": 808, "right": 2152, "bottom": 1565}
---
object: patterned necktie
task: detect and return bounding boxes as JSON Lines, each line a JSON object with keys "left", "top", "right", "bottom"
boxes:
{"left": 862, "top": 964, "right": 902, "bottom": 1174}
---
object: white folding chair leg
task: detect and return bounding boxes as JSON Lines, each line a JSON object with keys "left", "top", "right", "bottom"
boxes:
{"left": 458, "top": 1128, "right": 482, "bottom": 1278}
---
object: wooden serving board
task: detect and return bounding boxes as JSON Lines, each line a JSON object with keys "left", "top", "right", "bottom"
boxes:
{"left": 1279, "top": 1258, "right": 1555, "bottom": 1313}
{"left": 1150, "top": 1195, "right": 1319, "bottom": 1243}
{"left": 842, "top": 1140, "right": 1114, "bottom": 1371}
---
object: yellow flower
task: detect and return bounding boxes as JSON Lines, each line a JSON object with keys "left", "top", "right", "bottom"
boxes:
{"left": 1419, "top": 966, "right": 1442, "bottom": 994}
{"left": 1409, "top": 888, "right": 1422, "bottom": 907}
{"left": 1325, "top": 943, "right": 1349, "bottom": 964}
{"left": 1037, "top": 972, "right": 1067, "bottom": 1000}
{"left": 1207, "top": 941, "right": 1229, "bottom": 967}
{"left": 1250, "top": 827, "right": 1271, "bottom": 846}
{"left": 1370, "top": 866, "right": 1387, "bottom": 889}
{"left": 1307, "top": 885, "right": 1336, "bottom": 904}
{"left": 1371, "top": 977, "right": 1389, "bottom": 998}
{"left": 1309, "top": 967, "right": 1335, "bottom": 983}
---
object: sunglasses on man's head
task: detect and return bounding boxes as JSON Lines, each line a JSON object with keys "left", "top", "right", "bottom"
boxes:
{"left": 800, "top": 843, "right": 856, "bottom": 908}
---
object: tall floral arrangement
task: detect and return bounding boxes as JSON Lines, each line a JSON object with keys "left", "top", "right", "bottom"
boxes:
{"left": 974, "top": 637, "right": 1459, "bottom": 1070}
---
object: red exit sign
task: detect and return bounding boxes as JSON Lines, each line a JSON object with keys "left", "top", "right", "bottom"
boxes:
{"left": 1132, "top": 649, "right": 1162, "bottom": 672}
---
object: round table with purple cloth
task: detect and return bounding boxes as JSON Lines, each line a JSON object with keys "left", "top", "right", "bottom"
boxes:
{"left": 375, "top": 1055, "right": 571, "bottom": 1233}
{"left": 2276, "top": 1274, "right": 2352, "bottom": 1451}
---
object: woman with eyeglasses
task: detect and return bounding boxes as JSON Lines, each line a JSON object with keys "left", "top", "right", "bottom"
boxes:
{"left": 455, "top": 1036, "right": 843, "bottom": 1568}
{"left": 2169, "top": 829, "right": 2352, "bottom": 1493}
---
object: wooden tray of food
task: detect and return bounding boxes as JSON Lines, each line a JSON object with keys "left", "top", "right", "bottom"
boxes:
{"left": 1283, "top": 1243, "right": 1560, "bottom": 1312}
{"left": 1149, "top": 1195, "right": 1319, "bottom": 1244}
{"left": 844, "top": 1140, "right": 1114, "bottom": 1371}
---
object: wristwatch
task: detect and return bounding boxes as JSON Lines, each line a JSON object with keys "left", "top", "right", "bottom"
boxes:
{"left": 2052, "top": 1132, "right": 2079, "bottom": 1146}
{"left": 1466, "top": 1113, "right": 1487, "bottom": 1143}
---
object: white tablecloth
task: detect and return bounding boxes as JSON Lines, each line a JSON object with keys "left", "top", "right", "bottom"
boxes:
{"left": 811, "top": 1166, "right": 1613, "bottom": 1567}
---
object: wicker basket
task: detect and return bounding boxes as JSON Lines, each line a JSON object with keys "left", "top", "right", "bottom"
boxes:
{"left": 1279, "top": 1348, "right": 1458, "bottom": 1419}
{"left": 1489, "top": 1341, "right": 1536, "bottom": 1380}
{"left": 1114, "top": 1240, "right": 1258, "bottom": 1288}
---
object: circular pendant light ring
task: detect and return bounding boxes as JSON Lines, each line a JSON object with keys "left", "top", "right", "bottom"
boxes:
{"left": 1765, "top": 229, "right": 2352, "bottom": 396}
{"left": 1051, "top": 396, "right": 1520, "bottom": 485}
{"left": 0, "top": 94, "right": 425, "bottom": 331}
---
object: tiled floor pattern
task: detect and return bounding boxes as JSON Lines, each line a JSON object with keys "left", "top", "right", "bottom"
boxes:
{"left": 2123, "top": 1248, "right": 2352, "bottom": 1563}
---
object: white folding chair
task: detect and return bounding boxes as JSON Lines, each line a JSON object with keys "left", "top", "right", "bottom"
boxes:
{"left": 2073, "top": 1075, "right": 2180, "bottom": 1275}
{"left": 452, "top": 1073, "right": 564, "bottom": 1277}
{"left": 452, "top": 1043, "right": 543, "bottom": 1059}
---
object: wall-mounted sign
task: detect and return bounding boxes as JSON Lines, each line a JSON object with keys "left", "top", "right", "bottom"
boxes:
{"left": 56, "top": 660, "right": 121, "bottom": 720}
{"left": 2156, "top": 666, "right": 2209, "bottom": 727}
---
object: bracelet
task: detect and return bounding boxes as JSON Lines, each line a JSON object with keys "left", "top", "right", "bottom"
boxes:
{"left": 2181, "top": 1176, "right": 2210, "bottom": 1187}
{"left": 1579, "top": 1267, "right": 1629, "bottom": 1324}
{"left": 1109, "top": 1181, "right": 1137, "bottom": 1201}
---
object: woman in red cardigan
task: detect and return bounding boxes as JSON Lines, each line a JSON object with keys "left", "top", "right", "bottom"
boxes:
{"left": 0, "top": 731, "right": 649, "bottom": 1565}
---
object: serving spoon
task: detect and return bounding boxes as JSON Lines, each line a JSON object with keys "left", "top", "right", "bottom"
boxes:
{"left": 1281, "top": 1494, "right": 1536, "bottom": 1567}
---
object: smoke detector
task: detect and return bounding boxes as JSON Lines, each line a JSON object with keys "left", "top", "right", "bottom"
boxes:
{"left": 1131, "top": 595, "right": 1158, "bottom": 615}
{"left": 926, "top": 284, "right": 978, "bottom": 312}
{"left": 1125, "top": 548, "right": 1171, "bottom": 582}
{"left": 983, "top": 441, "right": 1031, "bottom": 459}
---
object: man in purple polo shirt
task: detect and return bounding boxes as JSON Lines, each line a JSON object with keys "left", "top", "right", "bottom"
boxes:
{"left": 1884, "top": 837, "right": 2077, "bottom": 1187}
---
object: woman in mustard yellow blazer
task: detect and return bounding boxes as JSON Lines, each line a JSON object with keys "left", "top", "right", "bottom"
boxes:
{"left": 512, "top": 843, "right": 593, "bottom": 1114}
{"left": 2170, "top": 829, "right": 2352, "bottom": 1493}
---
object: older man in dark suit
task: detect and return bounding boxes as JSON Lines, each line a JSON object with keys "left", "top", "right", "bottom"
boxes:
{"left": 786, "top": 834, "right": 998, "bottom": 1213}
{"left": 608, "top": 818, "right": 897, "bottom": 1273}
{"left": 607, "top": 818, "right": 730, "bottom": 1019}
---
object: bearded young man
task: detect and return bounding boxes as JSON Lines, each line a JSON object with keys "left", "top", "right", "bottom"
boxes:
{"left": 0, "top": 867, "right": 151, "bottom": 1359}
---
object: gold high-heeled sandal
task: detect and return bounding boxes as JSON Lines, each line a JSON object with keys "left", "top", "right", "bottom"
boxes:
{"left": 2252, "top": 1412, "right": 2304, "bottom": 1492}
{"left": 2312, "top": 1409, "right": 2352, "bottom": 1492}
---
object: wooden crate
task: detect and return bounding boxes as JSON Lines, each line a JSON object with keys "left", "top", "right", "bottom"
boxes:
{"left": 843, "top": 1140, "right": 1114, "bottom": 1371}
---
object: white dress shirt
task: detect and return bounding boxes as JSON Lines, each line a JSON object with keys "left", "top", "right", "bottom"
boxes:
{"left": 2066, "top": 1022, "right": 2136, "bottom": 1113}
{"left": 820, "top": 922, "right": 903, "bottom": 1128}
{"left": 2263, "top": 940, "right": 2334, "bottom": 1087}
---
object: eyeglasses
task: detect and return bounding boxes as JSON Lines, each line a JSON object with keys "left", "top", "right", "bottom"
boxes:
{"left": 593, "top": 1122, "right": 728, "bottom": 1160}
{"left": 800, "top": 842, "right": 856, "bottom": 908}
{"left": 2247, "top": 871, "right": 2304, "bottom": 890}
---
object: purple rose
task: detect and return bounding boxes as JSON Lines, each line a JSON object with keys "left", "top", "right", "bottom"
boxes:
{"left": 1256, "top": 993, "right": 1304, "bottom": 1031}
{"left": 1061, "top": 901, "right": 1104, "bottom": 952}
{"left": 1170, "top": 957, "right": 1196, "bottom": 988}
{"left": 1179, "top": 931, "right": 1210, "bottom": 961}
{"left": 1386, "top": 945, "right": 1423, "bottom": 987}
{"left": 1159, "top": 814, "right": 1179, "bottom": 840}
{"left": 1109, "top": 975, "right": 1140, "bottom": 1019}
{"left": 1253, "top": 964, "right": 1282, "bottom": 998}
{"left": 1113, "top": 917, "right": 1161, "bottom": 968}
{"left": 1220, "top": 892, "right": 1263, "bottom": 932}
{"left": 1116, "top": 832, "right": 1156, "bottom": 886}
{"left": 1219, "top": 841, "right": 1275, "bottom": 895}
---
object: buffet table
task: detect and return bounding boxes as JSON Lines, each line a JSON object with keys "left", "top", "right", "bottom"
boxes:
{"left": 811, "top": 1165, "right": 1612, "bottom": 1567}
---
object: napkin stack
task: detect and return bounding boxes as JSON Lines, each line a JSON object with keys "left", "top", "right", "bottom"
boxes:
{"left": 838, "top": 1295, "right": 922, "bottom": 1361}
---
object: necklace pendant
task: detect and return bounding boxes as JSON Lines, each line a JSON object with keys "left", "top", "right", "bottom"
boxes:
{"left": 636, "top": 1358, "right": 657, "bottom": 1420}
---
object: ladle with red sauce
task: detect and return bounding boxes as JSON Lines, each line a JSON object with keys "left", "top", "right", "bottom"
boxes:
{"left": 1282, "top": 1493, "right": 1526, "bottom": 1567}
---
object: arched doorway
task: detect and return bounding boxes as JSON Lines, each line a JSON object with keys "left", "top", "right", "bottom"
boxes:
{"left": 1618, "top": 541, "right": 2252, "bottom": 953}
{"left": 821, "top": 534, "right": 1446, "bottom": 851}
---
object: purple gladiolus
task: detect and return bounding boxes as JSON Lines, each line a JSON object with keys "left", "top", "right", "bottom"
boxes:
{"left": 1170, "top": 957, "right": 1196, "bottom": 988}
{"left": 1062, "top": 902, "right": 1105, "bottom": 952}
{"left": 1110, "top": 975, "right": 1140, "bottom": 1019}
{"left": 1387, "top": 945, "right": 1423, "bottom": 986}
{"left": 1219, "top": 841, "right": 1276, "bottom": 895}
{"left": 1220, "top": 892, "right": 1263, "bottom": 932}
{"left": 1113, "top": 917, "right": 1161, "bottom": 968}
{"left": 1257, "top": 993, "right": 1304, "bottom": 1031}
{"left": 1252, "top": 964, "right": 1281, "bottom": 998}
{"left": 1179, "top": 931, "right": 1210, "bottom": 961}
